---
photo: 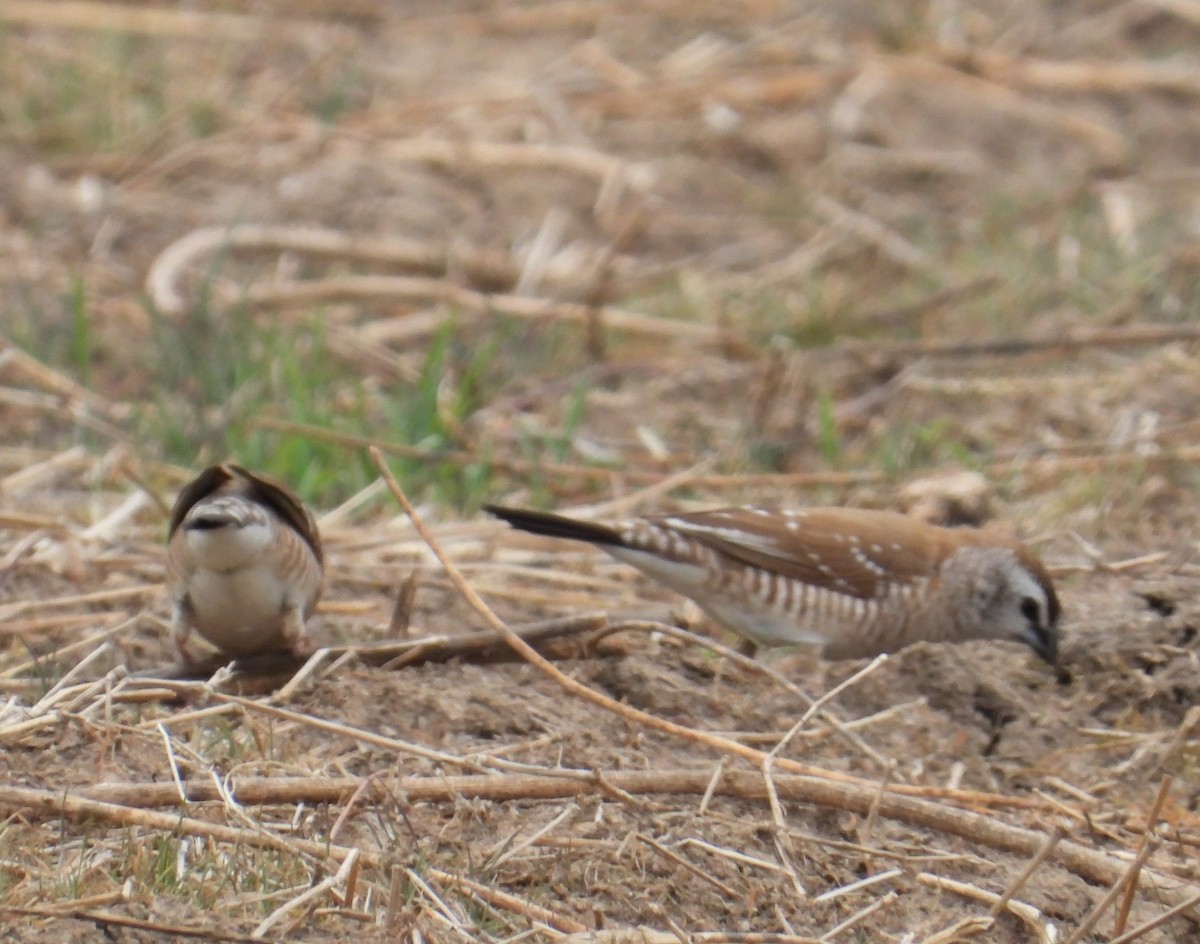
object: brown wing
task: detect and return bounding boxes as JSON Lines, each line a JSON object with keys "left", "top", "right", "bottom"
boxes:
{"left": 165, "top": 523, "right": 193, "bottom": 592}
{"left": 227, "top": 465, "right": 323, "bottom": 565}
{"left": 166, "top": 466, "right": 235, "bottom": 590}
{"left": 168, "top": 464, "right": 322, "bottom": 565}
{"left": 647, "top": 507, "right": 959, "bottom": 600}
{"left": 272, "top": 515, "right": 326, "bottom": 613}
{"left": 167, "top": 464, "right": 236, "bottom": 538}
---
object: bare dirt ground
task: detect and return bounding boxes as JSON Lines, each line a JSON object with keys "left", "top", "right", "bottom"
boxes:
{"left": 2, "top": 2, "right": 1200, "bottom": 942}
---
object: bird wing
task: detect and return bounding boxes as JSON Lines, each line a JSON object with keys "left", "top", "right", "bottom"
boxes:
{"left": 168, "top": 464, "right": 322, "bottom": 564}
{"left": 229, "top": 465, "right": 323, "bottom": 565}
{"left": 648, "top": 507, "right": 950, "bottom": 600}
{"left": 165, "top": 525, "right": 195, "bottom": 592}
{"left": 166, "top": 464, "right": 233, "bottom": 538}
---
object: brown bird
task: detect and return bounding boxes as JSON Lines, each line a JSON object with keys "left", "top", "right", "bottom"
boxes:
{"left": 485, "top": 504, "right": 1059, "bottom": 663}
{"left": 166, "top": 464, "right": 323, "bottom": 661}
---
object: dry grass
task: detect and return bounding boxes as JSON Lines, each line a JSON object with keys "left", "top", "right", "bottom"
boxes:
{"left": 2, "top": 1, "right": 1200, "bottom": 941}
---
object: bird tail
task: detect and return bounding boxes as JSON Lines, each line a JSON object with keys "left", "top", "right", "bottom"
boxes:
{"left": 483, "top": 504, "right": 625, "bottom": 547}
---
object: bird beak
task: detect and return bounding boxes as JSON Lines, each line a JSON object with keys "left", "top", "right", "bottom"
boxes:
{"left": 1028, "top": 626, "right": 1058, "bottom": 666}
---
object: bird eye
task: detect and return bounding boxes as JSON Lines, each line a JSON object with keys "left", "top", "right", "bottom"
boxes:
{"left": 1020, "top": 596, "right": 1041, "bottom": 624}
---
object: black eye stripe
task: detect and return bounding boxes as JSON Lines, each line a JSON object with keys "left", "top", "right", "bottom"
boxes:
{"left": 186, "top": 518, "right": 226, "bottom": 531}
{"left": 1020, "top": 596, "right": 1041, "bottom": 623}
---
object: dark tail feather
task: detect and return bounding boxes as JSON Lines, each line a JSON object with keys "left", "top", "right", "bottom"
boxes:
{"left": 483, "top": 504, "right": 625, "bottom": 547}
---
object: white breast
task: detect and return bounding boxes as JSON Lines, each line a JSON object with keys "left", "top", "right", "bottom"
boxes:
{"left": 187, "top": 565, "right": 289, "bottom": 654}
{"left": 186, "top": 518, "right": 272, "bottom": 573}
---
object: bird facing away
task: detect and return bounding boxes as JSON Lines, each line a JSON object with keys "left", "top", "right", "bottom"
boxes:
{"left": 167, "top": 464, "right": 323, "bottom": 661}
{"left": 484, "top": 504, "right": 1059, "bottom": 664}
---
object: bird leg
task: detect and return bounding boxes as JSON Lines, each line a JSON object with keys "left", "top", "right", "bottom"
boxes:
{"left": 281, "top": 604, "right": 315, "bottom": 658}
{"left": 171, "top": 599, "right": 197, "bottom": 666}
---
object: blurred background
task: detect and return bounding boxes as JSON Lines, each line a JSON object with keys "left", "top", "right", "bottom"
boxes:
{"left": 3, "top": 3, "right": 1200, "bottom": 939}
{"left": 4, "top": 0, "right": 1199, "bottom": 530}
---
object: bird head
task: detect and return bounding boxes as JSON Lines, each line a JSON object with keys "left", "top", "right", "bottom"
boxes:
{"left": 957, "top": 545, "right": 1060, "bottom": 664}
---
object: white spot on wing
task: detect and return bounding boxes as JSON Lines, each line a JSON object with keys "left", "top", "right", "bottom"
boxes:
{"left": 850, "top": 548, "right": 888, "bottom": 578}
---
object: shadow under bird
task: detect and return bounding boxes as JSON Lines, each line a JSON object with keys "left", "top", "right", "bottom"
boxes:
{"left": 485, "top": 503, "right": 1059, "bottom": 664}
{"left": 167, "top": 464, "right": 324, "bottom": 661}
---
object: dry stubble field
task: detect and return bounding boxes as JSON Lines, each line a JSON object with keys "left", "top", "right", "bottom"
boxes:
{"left": 1, "top": 2, "right": 1200, "bottom": 942}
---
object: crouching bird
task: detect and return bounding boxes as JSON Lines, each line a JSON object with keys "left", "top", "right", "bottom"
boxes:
{"left": 484, "top": 503, "right": 1059, "bottom": 664}
{"left": 167, "top": 464, "right": 323, "bottom": 662}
